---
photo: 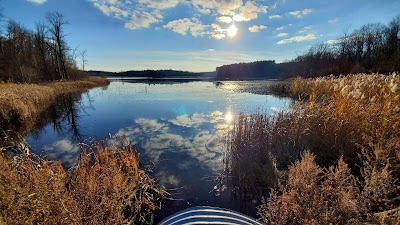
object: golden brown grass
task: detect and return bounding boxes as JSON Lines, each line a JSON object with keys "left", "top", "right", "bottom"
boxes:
{"left": 259, "top": 151, "right": 361, "bottom": 225}
{"left": 229, "top": 73, "right": 400, "bottom": 224}
{"left": 0, "top": 77, "right": 109, "bottom": 132}
{"left": 0, "top": 142, "right": 164, "bottom": 225}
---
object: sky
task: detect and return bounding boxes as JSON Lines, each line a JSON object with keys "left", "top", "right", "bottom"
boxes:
{"left": 2, "top": 0, "right": 400, "bottom": 72}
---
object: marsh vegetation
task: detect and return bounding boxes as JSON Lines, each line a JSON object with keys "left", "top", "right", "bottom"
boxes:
{"left": 0, "top": 142, "right": 164, "bottom": 225}
{"left": 227, "top": 73, "right": 400, "bottom": 224}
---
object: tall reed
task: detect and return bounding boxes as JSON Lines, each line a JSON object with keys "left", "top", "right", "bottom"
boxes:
{"left": 228, "top": 73, "right": 400, "bottom": 224}
{"left": 0, "top": 142, "right": 164, "bottom": 224}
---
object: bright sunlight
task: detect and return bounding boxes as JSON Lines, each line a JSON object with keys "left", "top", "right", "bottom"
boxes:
{"left": 225, "top": 111, "right": 233, "bottom": 123}
{"left": 227, "top": 24, "right": 238, "bottom": 38}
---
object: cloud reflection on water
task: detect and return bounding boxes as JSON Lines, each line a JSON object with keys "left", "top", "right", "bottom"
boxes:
{"left": 134, "top": 118, "right": 168, "bottom": 133}
{"left": 110, "top": 110, "right": 232, "bottom": 177}
{"left": 43, "top": 139, "right": 81, "bottom": 168}
{"left": 168, "top": 113, "right": 207, "bottom": 128}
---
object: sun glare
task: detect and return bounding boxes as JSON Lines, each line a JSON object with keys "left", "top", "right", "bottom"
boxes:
{"left": 227, "top": 24, "right": 238, "bottom": 38}
{"left": 225, "top": 112, "right": 233, "bottom": 123}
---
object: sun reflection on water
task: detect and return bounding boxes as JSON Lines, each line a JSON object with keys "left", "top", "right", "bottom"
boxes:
{"left": 225, "top": 111, "right": 233, "bottom": 123}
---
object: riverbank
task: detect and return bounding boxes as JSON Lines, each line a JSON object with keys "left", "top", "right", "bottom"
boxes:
{"left": 228, "top": 73, "right": 400, "bottom": 224}
{"left": 0, "top": 77, "right": 110, "bottom": 133}
{"left": 0, "top": 78, "right": 166, "bottom": 224}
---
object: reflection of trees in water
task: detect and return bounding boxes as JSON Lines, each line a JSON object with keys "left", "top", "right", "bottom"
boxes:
{"left": 29, "top": 92, "right": 93, "bottom": 140}
{"left": 214, "top": 81, "right": 224, "bottom": 88}
{"left": 119, "top": 79, "right": 198, "bottom": 85}
{"left": 1, "top": 91, "right": 91, "bottom": 150}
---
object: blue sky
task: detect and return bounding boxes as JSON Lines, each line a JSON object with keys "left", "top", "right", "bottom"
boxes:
{"left": 2, "top": 0, "right": 400, "bottom": 72}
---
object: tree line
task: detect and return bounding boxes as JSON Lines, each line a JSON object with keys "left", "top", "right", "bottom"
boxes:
{"left": 291, "top": 15, "right": 400, "bottom": 77}
{"left": 216, "top": 15, "right": 400, "bottom": 79}
{"left": 88, "top": 69, "right": 205, "bottom": 78}
{"left": 216, "top": 60, "right": 282, "bottom": 80}
{"left": 0, "top": 12, "right": 87, "bottom": 83}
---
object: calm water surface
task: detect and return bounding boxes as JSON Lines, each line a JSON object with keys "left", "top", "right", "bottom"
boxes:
{"left": 26, "top": 80, "right": 291, "bottom": 222}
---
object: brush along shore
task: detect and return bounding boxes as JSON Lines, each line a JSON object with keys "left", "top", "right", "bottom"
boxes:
{"left": 0, "top": 142, "right": 166, "bottom": 224}
{"left": 0, "top": 77, "right": 110, "bottom": 132}
{"left": 227, "top": 73, "right": 400, "bottom": 224}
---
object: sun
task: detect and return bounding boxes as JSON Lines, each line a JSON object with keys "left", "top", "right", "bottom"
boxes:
{"left": 227, "top": 24, "right": 238, "bottom": 38}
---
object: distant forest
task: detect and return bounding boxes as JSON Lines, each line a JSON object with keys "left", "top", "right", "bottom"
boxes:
{"left": 88, "top": 70, "right": 208, "bottom": 78}
{"left": 0, "top": 12, "right": 87, "bottom": 83}
{"left": 217, "top": 15, "right": 400, "bottom": 80}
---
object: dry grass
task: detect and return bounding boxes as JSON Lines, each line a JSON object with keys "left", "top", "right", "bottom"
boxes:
{"left": 44, "top": 77, "right": 110, "bottom": 94}
{"left": 259, "top": 151, "right": 361, "bottom": 225}
{"left": 228, "top": 73, "right": 400, "bottom": 224}
{"left": 0, "top": 77, "right": 109, "bottom": 132}
{"left": 0, "top": 142, "right": 164, "bottom": 225}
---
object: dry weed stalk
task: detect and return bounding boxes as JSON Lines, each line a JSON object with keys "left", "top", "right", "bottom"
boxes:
{"left": 229, "top": 73, "right": 399, "bottom": 224}
{"left": 0, "top": 142, "right": 163, "bottom": 225}
{"left": 259, "top": 151, "right": 361, "bottom": 225}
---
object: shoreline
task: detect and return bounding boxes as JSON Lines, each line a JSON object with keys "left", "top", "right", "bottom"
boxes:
{"left": 0, "top": 77, "right": 110, "bottom": 135}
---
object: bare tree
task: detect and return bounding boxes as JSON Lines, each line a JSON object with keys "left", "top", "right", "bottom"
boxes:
{"left": 5, "top": 20, "right": 32, "bottom": 82}
{"left": 80, "top": 49, "right": 87, "bottom": 71}
{"left": 46, "top": 12, "right": 69, "bottom": 80}
{"left": 35, "top": 22, "right": 53, "bottom": 81}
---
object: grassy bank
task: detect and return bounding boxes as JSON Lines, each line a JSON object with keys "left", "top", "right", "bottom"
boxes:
{"left": 0, "top": 77, "right": 109, "bottom": 132}
{"left": 228, "top": 73, "right": 399, "bottom": 224}
{"left": 0, "top": 142, "right": 164, "bottom": 224}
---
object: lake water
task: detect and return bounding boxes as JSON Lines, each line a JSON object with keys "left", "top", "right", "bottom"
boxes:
{"left": 26, "top": 80, "right": 292, "bottom": 222}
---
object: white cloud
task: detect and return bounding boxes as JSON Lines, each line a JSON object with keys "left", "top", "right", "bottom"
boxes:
{"left": 109, "top": 113, "right": 229, "bottom": 172}
{"left": 163, "top": 18, "right": 210, "bottom": 37}
{"left": 90, "top": 0, "right": 269, "bottom": 33}
{"left": 328, "top": 18, "right": 338, "bottom": 24}
{"left": 26, "top": 0, "right": 46, "bottom": 4}
{"left": 134, "top": 118, "right": 167, "bottom": 132}
{"left": 210, "top": 111, "right": 224, "bottom": 123}
{"left": 138, "top": 0, "right": 182, "bottom": 10}
{"left": 276, "top": 24, "right": 292, "bottom": 31}
{"left": 276, "top": 32, "right": 289, "bottom": 37}
{"left": 91, "top": 0, "right": 162, "bottom": 29}
{"left": 277, "top": 33, "right": 317, "bottom": 44}
{"left": 93, "top": 3, "right": 129, "bottom": 18}
{"left": 192, "top": 0, "right": 243, "bottom": 15}
{"left": 143, "top": 133, "right": 186, "bottom": 151}
{"left": 210, "top": 23, "right": 226, "bottom": 39}
{"left": 191, "top": 0, "right": 267, "bottom": 22}
{"left": 298, "top": 26, "right": 313, "bottom": 33}
{"left": 234, "top": 1, "right": 268, "bottom": 22}
{"left": 169, "top": 113, "right": 207, "bottom": 128}
{"left": 158, "top": 173, "right": 180, "bottom": 187}
{"left": 211, "top": 33, "right": 226, "bottom": 39}
{"left": 248, "top": 25, "right": 267, "bottom": 32}
{"left": 43, "top": 140, "right": 81, "bottom": 168}
{"left": 288, "top": 8, "right": 312, "bottom": 18}
{"left": 109, "top": 126, "right": 141, "bottom": 146}
{"left": 125, "top": 11, "right": 161, "bottom": 29}
{"left": 217, "top": 16, "right": 233, "bottom": 23}
{"left": 269, "top": 15, "right": 282, "bottom": 19}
